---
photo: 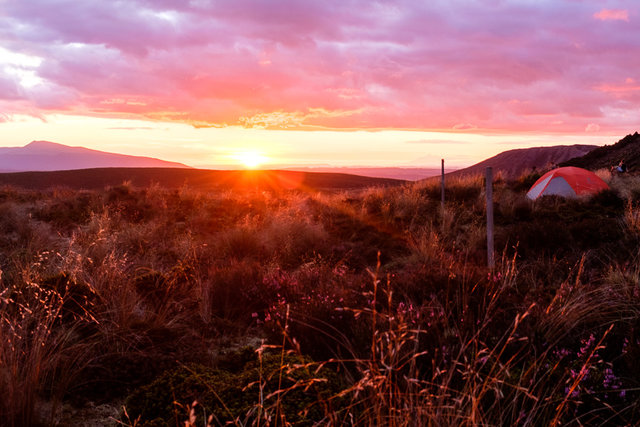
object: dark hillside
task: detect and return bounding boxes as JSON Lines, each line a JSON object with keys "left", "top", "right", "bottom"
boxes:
{"left": 0, "top": 168, "right": 405, "bottom": 191}
{"left": 561, "top": 132, "right": 640, "bottom": 171}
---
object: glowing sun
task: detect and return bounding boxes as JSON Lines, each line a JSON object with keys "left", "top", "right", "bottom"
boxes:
{"left": 233, "top": 150, "right": 268, "bottom": 169}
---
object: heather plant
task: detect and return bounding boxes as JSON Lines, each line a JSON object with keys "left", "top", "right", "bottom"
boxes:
{"left": 262, "top": 260, "right": 369, "bottom": 360}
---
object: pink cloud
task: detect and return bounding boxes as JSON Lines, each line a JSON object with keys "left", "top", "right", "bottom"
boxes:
{"left": 453, "top": 123, "right": 477, "bottom": 130}
{"left": 593, "top": 9, "right": 629, "bottom": 21}
{"left": 1, "top": 0, "right": 640, "bottom": 135}
{"left": 595, "top": 83, "right": 640, "bottom": 95}
{"left": 0, "top": 74, "right": 21, "bottom": 100}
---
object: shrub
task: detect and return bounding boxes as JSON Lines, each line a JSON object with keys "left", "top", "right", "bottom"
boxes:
{"left": 513, "top": 168, "right": 542, "bottom": 192}
{"left": 262, "top": 261, "right": 369, "bottom": 360}
{"left": 198, "top": 260, "right": 269, "bottom": 329}
{"left": 106, "top": 183, "right": 155, "bottom": 223}
{"left": 32, "top": 190, "right": 100, "bottom": 231}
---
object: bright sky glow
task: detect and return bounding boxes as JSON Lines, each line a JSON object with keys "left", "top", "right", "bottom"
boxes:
{"left": 232, "top": 150, "right": 268, "bottom": 169}
{"left": 1, "top": 1, "right": 638, "bottom": 168}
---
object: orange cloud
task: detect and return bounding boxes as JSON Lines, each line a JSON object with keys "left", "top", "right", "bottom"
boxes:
{"left": 593, "top": 9, "right": 629, "bottom": 21}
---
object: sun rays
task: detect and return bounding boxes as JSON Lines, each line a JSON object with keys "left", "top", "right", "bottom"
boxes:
{"left": 232, "top": 150, "right": 268, "bottom": 169}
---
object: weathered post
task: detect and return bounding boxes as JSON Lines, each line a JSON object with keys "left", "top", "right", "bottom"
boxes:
{"left": 440, "top": 159, "right": 445, "bottom": 225}
{"left": 486, "top": 167, "right": 494, "bottom": 269}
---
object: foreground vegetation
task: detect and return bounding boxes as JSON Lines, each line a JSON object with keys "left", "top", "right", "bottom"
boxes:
{"left": 2, "top": 170, "right": 640, "bottom": 425}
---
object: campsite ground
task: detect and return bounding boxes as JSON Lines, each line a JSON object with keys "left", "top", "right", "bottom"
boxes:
{"left": 2, "top": 168, "right": 640, "bottom": 426}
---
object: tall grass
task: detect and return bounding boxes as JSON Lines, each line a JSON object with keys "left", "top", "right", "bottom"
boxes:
{"left": 0, "top": 174, "right": 639, "bottom": 425}
{"left": 0, "top": 265, "right": 96, "bottom": 426}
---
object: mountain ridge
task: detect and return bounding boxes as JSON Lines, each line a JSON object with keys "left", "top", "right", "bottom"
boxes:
{"left": 0, "top": 141, "right": 190, "bottom": 172}
{"left": 449, "top": 144, "right": 599, "bottom": 179}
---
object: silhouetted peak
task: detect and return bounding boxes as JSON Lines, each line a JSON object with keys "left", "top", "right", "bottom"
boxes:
{"left": 25, "top": 140, "right": 62, "bottom": 148}
{"left": 23, "top": 140, "right": 73, "bottom": 152}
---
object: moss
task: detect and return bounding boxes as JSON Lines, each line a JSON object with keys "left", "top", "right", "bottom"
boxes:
{"left": 123, "top": 352, "right": 344, "bottom": 426}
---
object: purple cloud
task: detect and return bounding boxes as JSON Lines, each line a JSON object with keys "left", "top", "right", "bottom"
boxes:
{"left": 1, "top": 0, "right": 639, "bottom": 134}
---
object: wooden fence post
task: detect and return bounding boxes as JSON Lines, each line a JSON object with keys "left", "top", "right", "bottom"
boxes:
{"left": 486, "top": 167, "right": 494, "bottom": 269}
{"left": 441, "top": 159, "right": 445, "bottom": 227}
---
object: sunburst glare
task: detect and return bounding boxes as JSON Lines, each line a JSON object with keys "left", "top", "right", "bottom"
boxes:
{"left": 232, "top": 150, "right": 268, "bottom": 169}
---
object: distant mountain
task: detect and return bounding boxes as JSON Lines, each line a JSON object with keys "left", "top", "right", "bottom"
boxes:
{"left": 0, "top": 141, "right": 190, "bottom": 172}
{"left": 561, "top": 132, "right": 640, "bottom": 172}
{"left": 450, "top": 144, "right": 598, "bottom": 179}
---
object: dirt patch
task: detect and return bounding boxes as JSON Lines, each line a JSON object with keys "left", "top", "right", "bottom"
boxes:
{"left": 36, "top": 399, "right": 123, "bottom": 426}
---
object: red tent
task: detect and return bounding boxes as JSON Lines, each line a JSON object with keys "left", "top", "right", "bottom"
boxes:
{"left": 526, "top": 167, "right": 609, "bottom": 200}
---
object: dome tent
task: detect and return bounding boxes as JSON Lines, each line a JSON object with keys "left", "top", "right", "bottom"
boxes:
{"left": 526, "top": 166, "right": 609, "bottom": 200}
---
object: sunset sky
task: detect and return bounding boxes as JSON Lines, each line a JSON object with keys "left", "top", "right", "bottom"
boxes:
{"left": 1, "top": 0, "right": 638, "bottom": 168}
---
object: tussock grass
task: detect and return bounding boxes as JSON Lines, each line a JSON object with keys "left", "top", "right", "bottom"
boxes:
{"left": 0, "top": 176, "right": 639, "bottom": 425}
{"left": 0, "top": 268, "right": 97, "bottom": 426}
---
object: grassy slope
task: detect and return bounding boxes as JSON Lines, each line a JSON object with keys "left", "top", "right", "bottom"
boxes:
{"left": 2, "top": 172, "right": 640, "bottom": 425}
{"left": 449, "top": 144, "right": 597, "bottom": 179}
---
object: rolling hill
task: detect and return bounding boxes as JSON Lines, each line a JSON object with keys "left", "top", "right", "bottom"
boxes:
{"left": 449, "top": 144, "right": 598, "bottom": 179}
{"left": 0, "top": 168, "right": 405, "bottom": 191}
{"left": 0, "top": 141, "right": 189, "bottom": 172}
